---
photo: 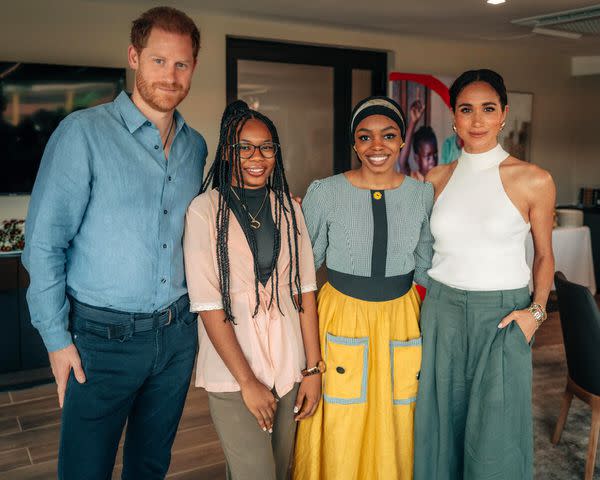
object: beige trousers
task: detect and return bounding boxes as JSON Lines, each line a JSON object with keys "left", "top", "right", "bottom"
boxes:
{"left": 208, "top": 383, "right": 300, "bottom": 480}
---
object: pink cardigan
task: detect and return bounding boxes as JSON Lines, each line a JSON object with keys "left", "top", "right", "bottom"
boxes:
{"left": 183, "top": 189, "right": 317, "bottom": 396}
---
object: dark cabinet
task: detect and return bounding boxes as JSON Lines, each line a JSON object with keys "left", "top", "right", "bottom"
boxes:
{"left": 0, "top": 254, "right": 49, "bottom": 374}
{"left": 0, "top": 257, "right": 20, "bottom": 372}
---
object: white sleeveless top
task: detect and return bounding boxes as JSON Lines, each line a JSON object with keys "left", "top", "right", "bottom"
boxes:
{"left": 428, "top": 144, "right": 531, "bottom": 291}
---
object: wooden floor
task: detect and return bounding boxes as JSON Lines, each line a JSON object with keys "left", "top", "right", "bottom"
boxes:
{"left": 0, "top": 300, "right": 589, "bottom": 479}
{"left": 0, "top": 379, "right": 226, "bottom": 479}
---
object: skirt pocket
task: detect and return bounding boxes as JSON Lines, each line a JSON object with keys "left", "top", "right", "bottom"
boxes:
{"left": 390, "top": 337, "right": 422, "bottom": 405}
{"left": 323, "top": 333, "right": 369, "bottom": 405}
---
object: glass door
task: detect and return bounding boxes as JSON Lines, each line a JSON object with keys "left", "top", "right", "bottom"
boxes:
{"left": 237, "top": 60, "right": 334, "bottom": 197}
{"left": 227, "top": 38, "right": 387, "bottom": 195}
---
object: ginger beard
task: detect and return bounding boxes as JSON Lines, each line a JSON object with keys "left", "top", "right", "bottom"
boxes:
{"left": 135, "top": 67, "right": 189, "bottom": 113}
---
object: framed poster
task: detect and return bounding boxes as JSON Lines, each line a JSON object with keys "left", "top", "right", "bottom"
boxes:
{"left": 389, "top": 73, "right": 454, "bottom": 180}
{"left": 500, "top": 91, "right": 533, "bottom": 162}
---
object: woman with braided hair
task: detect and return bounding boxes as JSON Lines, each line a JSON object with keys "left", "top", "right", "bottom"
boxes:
{"left": 183, "top": 100, "right": 322, "bottom": 480}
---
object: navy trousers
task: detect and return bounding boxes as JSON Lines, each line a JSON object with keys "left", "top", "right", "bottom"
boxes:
{"left": 58, "top": 296, "right": 197, "bottom": 480}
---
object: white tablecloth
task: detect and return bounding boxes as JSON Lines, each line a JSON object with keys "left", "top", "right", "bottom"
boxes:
{"left": 525, "top": 226, "right": 596, "bottom": 294}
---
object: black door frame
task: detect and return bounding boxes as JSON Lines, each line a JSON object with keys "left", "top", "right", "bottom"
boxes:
{"left": 226, "top": 37, "right": 387, "bottom": 173}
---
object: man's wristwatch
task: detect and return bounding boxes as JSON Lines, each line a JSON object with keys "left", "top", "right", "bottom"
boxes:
{"left": 301, "top": 360, "right": 326, "bottom": 377}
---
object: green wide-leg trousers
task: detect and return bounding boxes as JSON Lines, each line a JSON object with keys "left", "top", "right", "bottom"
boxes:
{"left": 414, "top": 279, "right": 533, "bottom": 480}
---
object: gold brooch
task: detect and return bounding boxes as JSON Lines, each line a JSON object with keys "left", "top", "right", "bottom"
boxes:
{"left": 373, "top": 191, "right": 382, "bottom": 200}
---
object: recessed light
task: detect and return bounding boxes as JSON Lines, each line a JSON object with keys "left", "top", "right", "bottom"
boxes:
{"left": 487, "top": 0, "right": 506, "bottom": 4}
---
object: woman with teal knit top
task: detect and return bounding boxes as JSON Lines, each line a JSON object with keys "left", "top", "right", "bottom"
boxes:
{"left": 293, "top": 96, "right": 433, "bottom": 480}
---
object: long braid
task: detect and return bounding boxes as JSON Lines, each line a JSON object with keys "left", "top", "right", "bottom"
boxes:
{"left": 257, "top": 113, "right": 304, "bottom": 313}
{"left": 279, "top": 163, "right": 304, "bottom": 311}
{"left": 203, "top": 101, "right": 304, "bottom": 322}
{"left": 202, "top": 109, "right": 245, "bottom": 322}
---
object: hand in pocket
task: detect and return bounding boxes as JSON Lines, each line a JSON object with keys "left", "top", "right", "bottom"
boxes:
{"left": 497, "top": 309, "right": 536, "bottom": 343}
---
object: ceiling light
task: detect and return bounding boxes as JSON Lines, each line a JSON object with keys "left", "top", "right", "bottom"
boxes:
{"left": 487, "top": 0, "right": 506, "bottom": 4}
{"left": 532, "top": 27, "right": 582, "bottom": 39}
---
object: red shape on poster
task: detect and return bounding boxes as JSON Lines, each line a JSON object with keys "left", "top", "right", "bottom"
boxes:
{"left": 389, "top": 72, "right": 451, "bottom": 108}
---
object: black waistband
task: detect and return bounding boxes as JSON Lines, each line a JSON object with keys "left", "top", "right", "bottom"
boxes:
{"left": 327, "top": 269, "right": 414, "bottom": 302}
{"left": 69, "top": 295, "right": 190, "bottom": 339}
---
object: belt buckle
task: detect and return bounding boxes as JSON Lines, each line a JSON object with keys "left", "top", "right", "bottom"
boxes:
{"left": 164, "top": 308, "right": 172, "bottom": 326}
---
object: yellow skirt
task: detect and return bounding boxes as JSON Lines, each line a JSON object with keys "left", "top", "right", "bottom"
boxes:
{"left": 293, "top": 282, "right": 422, "bottom": 480}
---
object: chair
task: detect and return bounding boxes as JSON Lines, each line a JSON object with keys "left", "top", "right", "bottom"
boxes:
{"left": 552, "top": 271, "right": 600, "bottom": 480}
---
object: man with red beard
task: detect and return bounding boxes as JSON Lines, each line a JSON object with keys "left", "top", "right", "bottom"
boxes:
{"left": 22, "top": 7, "right": 206, "bottom": 479}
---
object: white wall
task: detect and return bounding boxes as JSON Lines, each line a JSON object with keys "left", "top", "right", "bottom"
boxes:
{"left": 1, "top": 0, "right": 597, "bottom": 220}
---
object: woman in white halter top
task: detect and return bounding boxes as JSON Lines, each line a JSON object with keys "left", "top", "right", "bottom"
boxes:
{"left": 414, "top": 70, "right": 555, "bottom": 480}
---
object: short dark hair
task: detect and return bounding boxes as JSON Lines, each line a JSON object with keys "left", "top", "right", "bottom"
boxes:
{"left": 413, "top": 126, "right": 437, "bottom": 154}
{"left": 131, "top": 7, "right": 200, "bottom": 60}
{"left": 449, "top": 69, "right": 507, "bottom": 111}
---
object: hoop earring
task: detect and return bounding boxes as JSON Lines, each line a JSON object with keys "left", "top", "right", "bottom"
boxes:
{"left": 452, "top": 124, "right": 457, "bottom": 133}
{"left": 399, "top": 142, "right": 406, "bottom": 149}
{"left": 500, "top": 121, "right": 506, "bottom": 131}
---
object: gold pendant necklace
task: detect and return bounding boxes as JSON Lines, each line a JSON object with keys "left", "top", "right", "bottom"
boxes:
{"left": 230, "top": 187, "right": 268, "bottom": 229}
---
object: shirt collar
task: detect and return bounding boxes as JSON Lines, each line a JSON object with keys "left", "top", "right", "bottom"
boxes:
{"left": 114, "top": 91, "right": 188, "bottom": 134}
{"left": 173, "top": 109, "right": 187, "bottom": 136}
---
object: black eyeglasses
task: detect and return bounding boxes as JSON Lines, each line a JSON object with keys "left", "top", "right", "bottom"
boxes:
{"left": 231, "top": 142, "right": 279, "bottom": 159}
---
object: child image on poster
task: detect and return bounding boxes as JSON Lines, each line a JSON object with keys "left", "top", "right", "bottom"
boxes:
{"left": 391, "top": 73, "right": 456, "bottom": 180}
{"left": 397, "top": 98, "right": 438, "bottom": 181}
{"left": 411, "top": 125, "right": 438, "bottom": 181}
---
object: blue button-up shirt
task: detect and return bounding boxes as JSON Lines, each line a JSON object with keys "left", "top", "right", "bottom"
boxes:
{"left": 23, "top": 91, "right": 207, "bottom": 352}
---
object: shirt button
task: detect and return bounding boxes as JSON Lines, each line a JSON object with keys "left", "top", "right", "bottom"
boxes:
{"left": 168, "top": 176, "right": 172, "bottom": 182}
{"left": 154, "top": 145, "right": 159, "bottom": 150}
{"left": 161, "top": 278, "right": 166, "bottom": 284}
{"left": 145, "top": 121, "right": 151, "bottom": 127}
{"left": 163, "top": 209, "right": 168, "bottom": 214}
{"left": 162, "top": 244, "right": 167, "bottom": 249}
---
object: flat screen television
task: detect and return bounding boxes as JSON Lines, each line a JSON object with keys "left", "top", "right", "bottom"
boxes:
{"left": 0, "top": 62, "right": 126, "bottom": 194}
